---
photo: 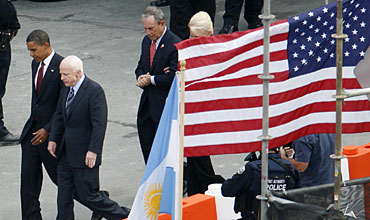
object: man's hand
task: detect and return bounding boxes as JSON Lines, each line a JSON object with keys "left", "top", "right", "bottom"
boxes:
{"left": 47, "top": 141, "right": 57, "bottom": 158}
{"left": 85, "top": 151, "right": 97, "bottom": 168}
{"left": 136, "top": 73, "right": 151, "bottom": 88}
{"left": 31, "top": 128, "right": 49, "bottom": 145}
{"left": 163, "top": 66, "right": 170, "bottom": 74}
{"left": 279, "top": 147, "right": 288, "bottom": 160}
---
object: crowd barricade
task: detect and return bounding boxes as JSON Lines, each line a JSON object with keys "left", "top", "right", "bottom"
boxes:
{"left": 342, "top": 143, "right": 370, "bottom": 180}
{"left": 123, "top": 194, "right": 217, "bottom": 220}
{"left": 269, "top": 177, "right": 370, "bottom": 219}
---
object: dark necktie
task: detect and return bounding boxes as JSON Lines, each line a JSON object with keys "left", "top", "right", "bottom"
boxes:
{"left": 36, "top": 61, "right": 45, "bottom": 95}
{"left": 150, "top": 40, "right": 156, "bottom": 67}
{"left": 65, "top": 87, "right": 75, "bottom": 116}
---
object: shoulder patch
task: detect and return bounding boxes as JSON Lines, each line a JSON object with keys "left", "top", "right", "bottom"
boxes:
{"left": 237, "top": 166, "right": 246, "bottom": 174}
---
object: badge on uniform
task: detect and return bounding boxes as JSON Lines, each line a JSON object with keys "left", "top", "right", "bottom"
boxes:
{"left": 237, "top": 166, "right": 246, "bottom": 174}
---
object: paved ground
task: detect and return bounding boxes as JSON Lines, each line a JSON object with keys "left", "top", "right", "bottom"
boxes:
{"left": 0, "top": 0, "right": 368, "bottom": 219}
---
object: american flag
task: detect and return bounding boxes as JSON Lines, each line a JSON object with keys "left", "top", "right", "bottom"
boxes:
{"left": 175, "top": 0, "right": 370, "bottom": 157}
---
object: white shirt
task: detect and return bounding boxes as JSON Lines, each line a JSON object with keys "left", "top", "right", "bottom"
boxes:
{"left": 71, "top": 74, "right": 85, "bottom": 96}
{"left": 34, "top": 50, "right": 55, "bottom": 87}
{"left": 150, "top": 27, "right": 167, "bottom": 86}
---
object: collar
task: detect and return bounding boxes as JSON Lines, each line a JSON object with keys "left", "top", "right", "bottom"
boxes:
{"left": 42, "top": 50, "right": 55, "bottom": 67}
{"left": 71, "top": 74, "right": 85, "bottom": 94}
{"left": 153, "top": 26, "right": 167, "bottom": 49}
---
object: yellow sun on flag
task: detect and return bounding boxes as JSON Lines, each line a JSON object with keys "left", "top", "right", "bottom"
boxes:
{"left": 144, "top": 183, "right": 163, "bottom": 220}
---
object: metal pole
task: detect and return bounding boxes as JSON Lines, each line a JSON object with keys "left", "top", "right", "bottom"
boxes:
{"left": 257, "top": 0, "right": 275, "bottom": 219}
{"left": 178, "top": 61, "right": 186, "bottom": 220}
{"left": 342, "top": 88, "right": 370, "bottom": 98}
{"left": 331, "top": 0, "right": 347, "bottom": 210}
{"left": 326, "top": 0, "right": 329, "bottom": 5}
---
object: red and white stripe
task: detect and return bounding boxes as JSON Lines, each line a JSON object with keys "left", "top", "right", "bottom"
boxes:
{"left": 176, "top": 20, "right": 370, "bottom": 157}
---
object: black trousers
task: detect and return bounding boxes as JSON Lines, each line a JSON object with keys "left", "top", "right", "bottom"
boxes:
{"left": 186, "top": 156, "right": 225, "bottom": 196}
{"left": 137, "top": 99, "right": 159, "bottom": 164}
{"left": 222, "top": 0, "right": 263, "bottom": 26}
{"left": 170, "top": 0, "right": 216, "bottom": 40}
{"left": 0, "top": 40, "right": 11, "bottom": 136}
{"left": 20, "top": 123, "right": 58, "bottom": 220}
{"left": 57, "top": 152, "right": 125, "bottom": 220}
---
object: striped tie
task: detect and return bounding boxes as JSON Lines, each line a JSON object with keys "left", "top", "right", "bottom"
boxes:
{"left": 65, "top": 87, "right": 75, "bottom": 116}
{"left": 36, "top": 61, "right": 45, "bottom": 95}
{"left": 150, "top": 40, "right": 156, "bottom": 67}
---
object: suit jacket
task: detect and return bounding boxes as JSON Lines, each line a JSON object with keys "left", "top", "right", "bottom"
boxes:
{"left": 49, "top": 76, "right": 107, "bottom": 168}
{"left": 135, "top": 28, "right": 181, "bottom": 123}
{"left": 20, "top": 53, "right": 64, "bottom": 142}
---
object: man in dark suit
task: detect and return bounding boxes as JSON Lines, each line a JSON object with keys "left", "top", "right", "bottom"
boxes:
{"left": 135, "top": 6, "right": 181, "bottom": 163}
{"left": 22, "top": 30, "right": 103, "bottom": 220}
{"left": 169, "top": 0, "right": 216, "bottom": 40}
{"left": 47, "top": 55, "right": 130, "bottom": 220}
{"left": 21, "top": 30, "right": 63, "bottom": 220}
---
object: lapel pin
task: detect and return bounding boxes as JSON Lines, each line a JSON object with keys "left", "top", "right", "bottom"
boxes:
{"left": 160, "top": 44, "right": 164, "bottom": 48}
{"left": 51, "top": 69, "right": 54, "bottom": 72}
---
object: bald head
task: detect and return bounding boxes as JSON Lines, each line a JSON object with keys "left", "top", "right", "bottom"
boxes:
{"left": 60, "top": 55, "right": 84, "bottom": 87}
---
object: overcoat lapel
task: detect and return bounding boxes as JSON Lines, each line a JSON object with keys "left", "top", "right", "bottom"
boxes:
{"left": 150, "top": 30, "right": 169, "bottom": 71}
{"left": 35, "top": 54, "right": 58, "bottom": 101}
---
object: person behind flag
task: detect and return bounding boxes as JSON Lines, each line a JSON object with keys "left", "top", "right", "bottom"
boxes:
{"left": 169, "top": 0, "right": 216, "bottom": 40}
{"left": 218, "top": 0, "right": 263, "bottom": 34}
{"left": 222, "top": 147, "right": 299, "bottom": 220}
{"left": 185, "top": 11, "right": 225, "bottom": 196}
{"left": 280, "top": 133, "right": 335, "bottom": 187}
{"left": 135, "top": 6, "right": 181, "bottom": 164}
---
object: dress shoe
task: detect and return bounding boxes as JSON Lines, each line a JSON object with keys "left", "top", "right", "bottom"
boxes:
{"left": 121, "top": 206, "right": 131, "bottom": 218}
{"left": 0, "top": 133, "right": 20, "bottom": 146}
{"left": 149, "top": 0, "right": 170, "bottom": 7}
{"left": 90, "top": 191, "right": 110, "bottom": 220}
{"left": 218, "top": 24, "right": 239, "bottom": 34}
{"left": 248, "top": 19, "right": 263, "bottom": 29}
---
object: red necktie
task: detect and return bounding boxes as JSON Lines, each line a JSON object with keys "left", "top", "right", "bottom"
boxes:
{"left": 150, "top": 40, "right": 156, "bottom": 67}
{"left": 36, "top": 61, "right": 45, "bottom": 95}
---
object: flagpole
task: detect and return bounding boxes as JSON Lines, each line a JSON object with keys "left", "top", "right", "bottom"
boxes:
{"left": 257, "top": 0, "right": 275, "bottom": 219}
{"left": 178, "top": 60, "right": 186, "bottom": 220}
{"left": 331, "top": 0, "right": 346, "bottom": 210}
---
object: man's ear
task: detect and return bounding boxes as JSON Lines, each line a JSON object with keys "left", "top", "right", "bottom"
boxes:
{"left": 77, "top": 69, "right": 83, "bottom": 77}
{"left": 43, "top": 42, "right": 50, "bottom": 48}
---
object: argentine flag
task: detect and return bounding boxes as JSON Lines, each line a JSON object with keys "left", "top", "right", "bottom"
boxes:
{"left": 128, "top": 77, "right": 180, "bottom": 220}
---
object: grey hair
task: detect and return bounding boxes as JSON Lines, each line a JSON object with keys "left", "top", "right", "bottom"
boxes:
{"left": 62, "top": 55, "right": 84, "bottom": 73}
{"left": 26, "top": 30, "right": 50, "bottom": 45}
{"left": 142, "top": 6, "right": 165, "bottom": 24}
{"left": 188, "top": 11, "right": 213, "bottom": 37}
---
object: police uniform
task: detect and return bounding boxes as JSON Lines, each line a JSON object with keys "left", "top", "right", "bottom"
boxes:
{"left": 169, "top": 0, "right": 215, "bottom": 40}
{"left": 219, "top": 0, "right": 263, "bottom": 34}
{"left": 221, "top": 153, "right": 298, "bottom": 220}
{"left": 0, "top": 0, "right": 20, "bottom": 137}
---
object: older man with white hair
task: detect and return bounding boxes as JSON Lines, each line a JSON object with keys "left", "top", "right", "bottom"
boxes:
{"left": 48, "top": 55, "right": 130, "bottom": 220}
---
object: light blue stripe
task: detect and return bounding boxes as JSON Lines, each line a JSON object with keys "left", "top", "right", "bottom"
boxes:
{"left": 140, "top": 77, "right": 178, "bottom": 183}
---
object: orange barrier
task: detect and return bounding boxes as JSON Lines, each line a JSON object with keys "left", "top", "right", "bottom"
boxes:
{"left": 123, "top": 194, "right": 217, "bottom": 220}
{"left": 342, "top": 143, "right": 370, "bottom": 179}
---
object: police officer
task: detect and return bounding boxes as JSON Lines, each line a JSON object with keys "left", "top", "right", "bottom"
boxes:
{"left": 169, "top": 0, "right": 216, "bottom": 40}
{"left": 0, "top": 0, "right": 20, "bottom": 145}
{"left": 219, "top": 0, "right": 263, "bottom": 34}
{"left": 221, "top": 148, "right": 299, "bottom": 220}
